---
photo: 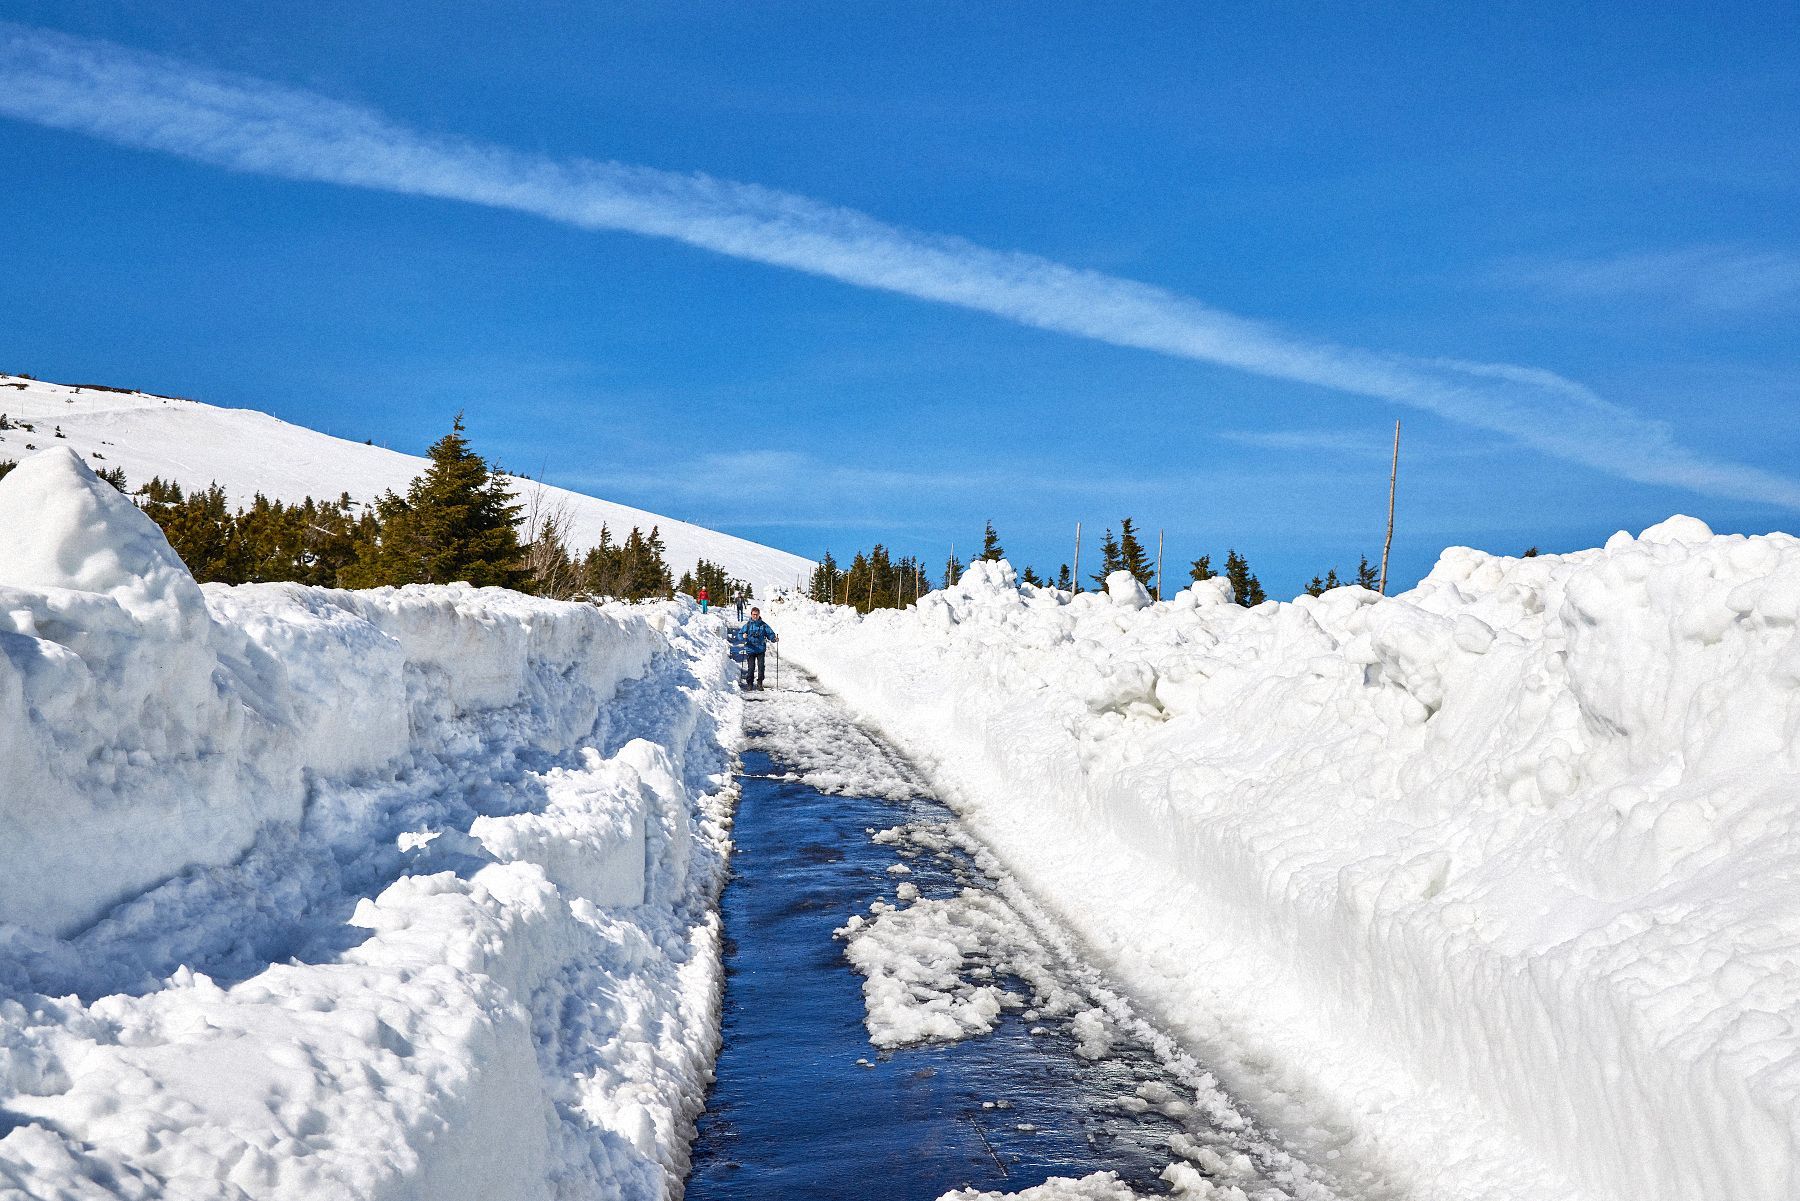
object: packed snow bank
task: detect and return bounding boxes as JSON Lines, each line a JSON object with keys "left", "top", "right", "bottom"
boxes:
{"left": 775, "top": 526, "right": 1800, "bottom": 1201}
{"left": 0, "top": 449, "right": 740, "bottom": 1198}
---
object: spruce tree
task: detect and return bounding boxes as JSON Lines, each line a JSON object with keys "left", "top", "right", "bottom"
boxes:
{"left": 1304, "top": 567, "right": 1344, "bottom": 598}
{"left": 1354, "top": 555, "right": 1380, "bottom": 589}
{"left": 1117, "top": 518, "right": 1153, "bottom": 589}
{"left": 1020, "top": 566, "right": 1044, "bottom": 587}
{"left": 158, "top": 484, "right": 248, "bottom": 584}
{"left": 979, "top": 521, "right": 1005, "bottom": 562}
{"left": 675, "top": 558, "right": 741, "bottom": 603}
{"left": 809, "top": 551, "right": 843, "bottom": 603}
{"left": 1189, "top": 554, "right": 1215, "bottom": 582}
{"left": 1090, "top": 528, "right": 1123, "bottom": 589}
{"left": 1223, "top": 549, "right": 1265, "bottom": 607}
{"left": 868, "top": 544, "right": 896, "bottom": 608}
{"left": 1055, "top": 563, "right": 1072, "bottom": 590}
{"left": 358, "top": 415, "right": 526, "bottom": 589}
{"left": 0, "top": 460, "right": 13, "bottom": 482}
{"left": 943, "top": 552, "right": 963, "bottom": 587}
{"left": 846, "top": 551, "right": 873, "bottom": 612}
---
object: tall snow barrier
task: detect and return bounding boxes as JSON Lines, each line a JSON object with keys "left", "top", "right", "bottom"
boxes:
{"left": 0, "top": 449, "right": 740, "bottom": 1198}
{"left": 777, "top": 532, "right": 1800, "bottom": 1201}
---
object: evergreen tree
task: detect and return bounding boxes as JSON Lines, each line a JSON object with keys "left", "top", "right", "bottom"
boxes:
{"left": 1223, "top": 549, "right": 1265, "bottom": 607}
{"left": 830, "top": 544, "right": 931, "bottom": 612}
{"left": 678, "top": 558, "right": 744, "bottom": 604}
{"left": 1020, "top": 566, "right": 1044, "bottom": 587}
{"left": 1354, "top": 555, "right": 1380, "bottom": 589}
{"left": 641, "top": 526, "right": 674, "bottom": 597}
{"left": 943, "top": 551, "right": 963, "bottom": 587}
{"left": 157, "top": 484, "right": 248, "bottom": 584}
{"left": 1521, "top": 547, "right": 1540, "bottom": 558}
{"left": 1189, "top": 554, "right": 1215, "bottom": 582}
{"left": 1303, "top": 568, "right": 1343, "bottom": 598}
{"left": 355, "top": 414, "right": 526, "bottom": 589}
{"left": 1055, "top": 563, "right": 1073, "bottom": 590}
{"left": 893, "top": 554, "right": 931, "bottom": 606}
{"left": 809, "top": 551, "right": 843, "bottom": 603}
{"left": 1116, "top": 518, "right": 1153, "bottom": 589}
{"left": 620, "top": 526, "right": 671, "bottom": 599}
{"left": 94, "top": 465, "right": 128, "bottom": 492}
{"left": 1090, "top": 527, "right": 1123, "bottom": 588}
{"left": 0, "top": 460, "right": 13, "bottom": 482}
{"left": 979, "top": 521, "right": 1005, "bottom": 562}
{"left": 572, "top": 523, "right": 672, "bottom": 600}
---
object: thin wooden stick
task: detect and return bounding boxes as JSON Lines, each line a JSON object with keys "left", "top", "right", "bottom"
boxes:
{"left": 1072, "top": 522, "right": 1082, "bottom": 593}
{"left": 1157, "top": 527, "right": 1165, "bottom": 602}
{"left": 1380, "top": 419, "right": 1401, "bottom": 595}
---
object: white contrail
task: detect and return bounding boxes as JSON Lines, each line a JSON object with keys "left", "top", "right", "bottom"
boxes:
{"left": 3, "top": 22, "right": 1795, "bottom": 509}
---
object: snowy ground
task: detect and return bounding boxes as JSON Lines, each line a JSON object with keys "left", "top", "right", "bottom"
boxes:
{"left": 0, "top": 373, "right": 813, "bottom": 595}
{"left": 749, "top": 674, "right": 1351, "bottom": 1201}
{"left": 772, "top": 530, "right": 1800, "bottom": 1201}
{"left": 0, "top": 449, "right": 743, "bottom": 1199}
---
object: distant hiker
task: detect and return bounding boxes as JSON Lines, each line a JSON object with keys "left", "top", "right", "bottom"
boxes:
{"left": 698, "top": 586, "right": 709, "bottom": 614}
{"left": 740, "top": 607, "right": 777, "bottom": 690}
{"left": 735, "top": 595, "right": 746, "bottom": 621}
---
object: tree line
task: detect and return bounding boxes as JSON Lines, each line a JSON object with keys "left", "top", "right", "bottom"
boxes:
{"left": 0, "top": 417, "right": 746, "bottom": 604}
{"left": 809, "top": 517, "right": 1388, "bottom": 612}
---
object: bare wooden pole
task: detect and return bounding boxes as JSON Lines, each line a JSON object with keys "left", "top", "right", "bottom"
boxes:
{"left": 1072, "top": 522, "right": 1083, "bottom": 593}
{"left": 1379, "top": 419, "right": 1401, "bottom": 596}
{"left": 1156, "top": 528, "right": 1165, "bottom": 602}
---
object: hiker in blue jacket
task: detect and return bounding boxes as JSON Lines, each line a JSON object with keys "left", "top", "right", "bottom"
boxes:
{"left": 740, "top": 607, "right": 778, "bottom": 690}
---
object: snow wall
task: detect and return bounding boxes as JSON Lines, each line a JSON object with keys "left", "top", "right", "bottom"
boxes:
{"left": 774, "top": 524, "right": 1800, "bottom": 1201}
{"left": 0, "top": 448, "right": 740, "bottom": 1199}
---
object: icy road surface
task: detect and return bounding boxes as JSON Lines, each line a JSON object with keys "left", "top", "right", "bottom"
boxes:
{"left": 686, "top": 674, "right": 1346, "bottom": 1201}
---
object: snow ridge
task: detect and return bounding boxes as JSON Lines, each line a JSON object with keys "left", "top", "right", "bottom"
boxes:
{"left": 0, "top": 450, "right": 741, "bottom": 1199}
{"left": 775, "top": 530, "right": 1800, "bottom": 1201}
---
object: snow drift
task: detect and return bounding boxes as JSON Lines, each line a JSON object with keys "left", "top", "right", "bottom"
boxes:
{"left": 774, "top": 524, "right": 1800, "bottom": 1201}
{"left": 0, "top": 448, "right": 739, "bottom": 1198}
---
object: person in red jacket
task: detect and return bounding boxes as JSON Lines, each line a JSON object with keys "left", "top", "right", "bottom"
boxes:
{"left": 698, "top": 586, "right": 709, "bottom": 614}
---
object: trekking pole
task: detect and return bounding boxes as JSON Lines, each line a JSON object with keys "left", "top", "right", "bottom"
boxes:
{"left": 775, "top": 642, "right": 781, "bottom": 690}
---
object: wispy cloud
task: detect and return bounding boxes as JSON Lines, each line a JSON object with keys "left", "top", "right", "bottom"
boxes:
{"left": 1494, "top": 245, "right": 1800, "bottom": 313}
{"left": 4, "top": 23, "right": 1798, "bottom": 510}
{"left": 1217, "top": 428, "right": 1396, "bottom": 457}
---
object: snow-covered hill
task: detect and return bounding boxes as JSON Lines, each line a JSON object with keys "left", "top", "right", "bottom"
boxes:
{"left": 0, "top": 373, "right": 812, "bottom": 595}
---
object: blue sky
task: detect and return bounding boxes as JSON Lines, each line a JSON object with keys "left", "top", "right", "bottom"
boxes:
{"left": 2, "top": 3, "right": 1797, "bottom": 594}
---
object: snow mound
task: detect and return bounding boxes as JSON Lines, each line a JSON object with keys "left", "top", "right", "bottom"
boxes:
{"left": 0, "top": 446, "right": 204, "bottom": 629}
{"left": 777, "top": 524, "right": 1800, "bottom": 1201}
{"left": 0, "top": 450, "right": 742, "bottom": 1198}
{"left": 837, "top": 890, "right": 1026, "bottom": 1046}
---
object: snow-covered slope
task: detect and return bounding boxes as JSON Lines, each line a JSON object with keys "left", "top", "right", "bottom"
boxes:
{"left": 773, "top": 529, "right": 1800, "bottom": 1201}
{"left": 0, "top": 449, "right": 740, "bottom": 1198}
{"left": 0, "top": 373, "right": 811, "bottom": 595}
